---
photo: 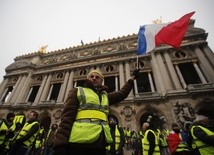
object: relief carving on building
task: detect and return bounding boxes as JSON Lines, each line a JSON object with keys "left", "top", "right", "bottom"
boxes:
{"left": 92, "top": 47, "right": 101, "bottom": 55}
{"left": 54, "top": 110, "right": 62, "bottom": 119}
{"left": 173, "top": 101, "right": 195, "bottom": 127}
{"left": 121, "top": 106, "right": 135, "bottom": 122}
{"left": 170, "top": 47, "right": 198, "bottom": 62}
{"left": 42, "top": 52, "right": 78, "bottom": 64}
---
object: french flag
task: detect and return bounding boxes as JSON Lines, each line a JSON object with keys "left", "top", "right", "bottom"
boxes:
{"left": 137, "top": 11, "right": 195, "bottom": 55}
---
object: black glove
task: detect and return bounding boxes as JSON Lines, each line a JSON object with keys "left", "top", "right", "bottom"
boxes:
{"left": 53, "top": 146, "right": 67, "bottom": 155}
{"left": 132, "top": 68, "right": 140, "bottom": 79}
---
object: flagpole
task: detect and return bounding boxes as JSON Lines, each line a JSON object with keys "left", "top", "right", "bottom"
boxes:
{"left": 136, "top": 55, "right": 139, "bottom": 69}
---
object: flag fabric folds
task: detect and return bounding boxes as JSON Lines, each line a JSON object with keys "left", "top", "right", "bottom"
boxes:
{"left": 137, "top": 11, "right": 195, "bottom": 55}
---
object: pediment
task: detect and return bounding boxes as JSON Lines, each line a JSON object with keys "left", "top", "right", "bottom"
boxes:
{"left": 6, "top": 61, "right": 33, "bottom": 70}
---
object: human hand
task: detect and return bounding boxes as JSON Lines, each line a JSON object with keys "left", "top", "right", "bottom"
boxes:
{"left": 132, "top": 68, "right": 140, "bottom": 79}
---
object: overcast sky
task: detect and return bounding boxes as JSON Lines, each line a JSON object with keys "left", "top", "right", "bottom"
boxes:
{"left": 0, "top": 0, "right": 213, "bottom": 82}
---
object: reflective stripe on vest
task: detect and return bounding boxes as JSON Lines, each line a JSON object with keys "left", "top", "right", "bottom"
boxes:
{"left": 175, "top": 133, "right": 190, "bottom": 152}
{"left": 77, "top": 87, "right": 109, "bottom": 112}
{"left": 191, "top": 125, "right": 214, "bottom": 155}
{"left": 45, "top": 129, "right": 52, "bottom": 143}
{"left": 76, "top": 109, "right": 107, "bottom": 121}
{"left": 115, "top": 125, "right": 121, "bottom": 150}
{"left": 142, "top": 129, "right": 160, "bottom": 155}
{"left": 16, "top": 121, "right": 39, "bottom": 147}
{"left": 35, "top": 128, "right": 44, "bottom": 148}
{"left": 126, "top": 130, "right": 131, "bottom": 137}
{"left": 106, "top": 125, "right": 121, "bottom": 151}
{"left": 69, "top": 87, "right": 112, "bottom": 144}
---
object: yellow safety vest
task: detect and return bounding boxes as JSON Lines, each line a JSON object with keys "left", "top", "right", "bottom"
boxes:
{"left": 16, "top": 121, "right": 39, "bottom": 147}
{"left": 10, "top": 115, "right": 24, "bottom": 131}
{"left": 126, "top": 130, "right": 131, "bottom": 137}
{"left": 175, "top": 133, "right": 190, "bottom": 152}
{"left": 106, "top": 125, "right": 121, "bottom": 151}
{"left": 35, "top": 128, "right": 44, "bottom": 149}
{"left": 191, "top": 125, "right": 214, "bottom": 155}
{"left": 0, "top": 121, "right": 8, "bottom": 145}
{"left": 142, "top": 129, "right": 160, "bottom": 155}
{"left": 69, "top": 87, "right": 112, "bottom": 144}
{"left": 44, "top": 129, "right": 51, "bottom": 144}
{"left": 139, "top": 130, "right": 144, "bottom": 139}
{"left": 159, "top": 129, "right": 169, "bottom": 147}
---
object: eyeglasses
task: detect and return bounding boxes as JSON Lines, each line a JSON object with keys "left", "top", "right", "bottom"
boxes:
{"left": 89, "top": 75, "right": 101, "bottom": 79}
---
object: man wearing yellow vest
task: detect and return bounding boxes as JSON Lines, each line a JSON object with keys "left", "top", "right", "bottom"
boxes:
{"left": 0, "top": 112, "right": 15, "bottom": 155}
{"left": 43, "top": 124, "right": 58, "bottom": 155}
{"left": 9, "top": 111, "right": 40, "bottom": 155}
{"left": 141, "top": 118, "right": 161, "bottom": 155}
{"left": 190, "top": 99, "right": 214, "bottom": 155}
{"left": 106, "top": 116, "right": 125, "bottom": 155}
{"left": 53, "top": 69, "right": 139, "bottom": 155}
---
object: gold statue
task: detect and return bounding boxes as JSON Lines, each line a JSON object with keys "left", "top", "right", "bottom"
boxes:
{"left": 39, "top": 45, "right": 48, "bottom": 53}
{"left": 152, "top": 16, "right": 162, "bottom": 24}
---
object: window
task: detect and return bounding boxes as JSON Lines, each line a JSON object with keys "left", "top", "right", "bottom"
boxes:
{"left": 27, "top": 86, "right": 40, "bottom": 103}
{"left": 49, "top": 83, "right": 62, "bottom": 101}
{"left": 104, "top": 76, "right": 118, "bottom": 93}
{"left": 136, "top": 72, "right": 155, "bottom": 93}
{"left": 178, "top": 62, "right": 201, "bottom": 84}
{"left": 1, "top": 86, "right": 13, "bottom": 102}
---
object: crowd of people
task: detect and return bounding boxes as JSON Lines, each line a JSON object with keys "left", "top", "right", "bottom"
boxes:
{"left": 0, "top": 111, "right": 58, "bottom": 155}
{"left": 1, "top": 69, "right": 214, "bottom": 155}
{"left": 121, "top": 99, "right": 214, "bottom": 155}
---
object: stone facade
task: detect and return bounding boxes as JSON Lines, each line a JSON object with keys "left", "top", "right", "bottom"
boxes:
{"left": 0, "top": 20, "right": 214, "bottom": 134}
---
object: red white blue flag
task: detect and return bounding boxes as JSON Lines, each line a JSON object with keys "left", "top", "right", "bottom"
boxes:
{"left": 137, "top": 11, "right": 195, "bottom": 55}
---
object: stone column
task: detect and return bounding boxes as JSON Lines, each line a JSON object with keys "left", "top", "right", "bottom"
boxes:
{"left": 57, "top": 71, "right": 70, "bottom": 103}
{"left": 175, "top": 64, "right": 187, "bottom": 89}
{"left": 25, "top": 87, "right": 33, "bottom": 102}
{"left": 148, "top": 72, "right": 155, "bottom": 92}
{"left": 163, "top": 52, "right": 183, "bottom": 89}
{"left": 119, "top": 62, "right": 125, "bottom": 89}
{"left": 156, "top": 53, "right": 173, "bottom": 91}
{"left": 6, "top": 76, "right": 22, "bottom": 103}
{"left": 202, "top": 45, "right": 214, "bottom": 68}
{"left": 40, "top": 74, "right": 52, "bottom": 101}
{"left": 151, "top": 52, "right": 166, "bottom": 95}
{"left": 46, "top": 84, "right": 53, "bottom": 100}
{"left": 16, "top": 73, "right": 32, "bottom": 102}
{"left": 134, "top": 80, "right": 139, "bottom": 97}
{"left": 0, "top": 87, "right": 11, "bottom": 102}
{"left": 194, "top": 46, "right": 214, "bottom": 83}
{"left": 65, "top": 70, "right": 74, "bottom": 100}
{"left": 125, "top": 61, "right": 134, "bottom": 98}
{"left": 0, "top": 78, "right": 9, "bottom": 97}
{"left": 74, "top": 81, "right": 77, "bottom": 87}
{"left": 34, "top": 75, "right": 48, "bottom": 104}
{"left": 10, "top": 75, "right": 27, "bottom": 104}
{"left": 193, "top": 62, "right": 207, "bottom": 84}
{"left": 115, "top": 76, "right": 118, "bottom": 91}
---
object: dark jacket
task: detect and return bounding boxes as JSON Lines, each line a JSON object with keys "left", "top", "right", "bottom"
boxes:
{"left": 53, "top": 79, "right": 134, "bottom": 149}
{"left": 191, "top": 119, "right": 214, "bottom": 146}
{"left": 108, "top": 124, "right": 125, "bottom": 154}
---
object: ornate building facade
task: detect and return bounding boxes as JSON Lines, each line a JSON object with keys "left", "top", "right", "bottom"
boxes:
{"left": 0, "top": 20, "right": 214, "bottom": 133}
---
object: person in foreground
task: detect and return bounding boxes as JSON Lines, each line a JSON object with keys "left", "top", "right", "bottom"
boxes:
{"left": 9, "top": 111, "right": 40, "bottom": 155}
{"left": 53, "top": 69, "right": 139, "bottom": 155}
{"left": 190, "top": 99, "right": 214, "bottom": 155}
